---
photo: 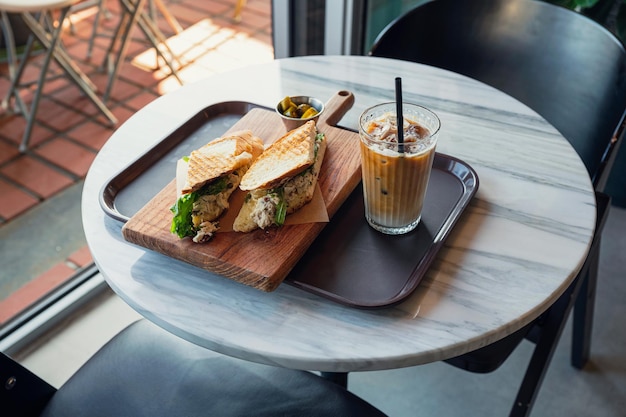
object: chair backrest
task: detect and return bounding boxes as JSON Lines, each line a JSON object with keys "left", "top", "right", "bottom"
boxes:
{"left": 369, "top": 0, "right": 626, "bottom": 192}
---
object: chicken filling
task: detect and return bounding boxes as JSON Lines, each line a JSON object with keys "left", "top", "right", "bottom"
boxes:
{"left": 190, "top": 168, "right": 244, "bottom": 242}
{"left": 249, "top": 138, "right": 320, "bottom": 229}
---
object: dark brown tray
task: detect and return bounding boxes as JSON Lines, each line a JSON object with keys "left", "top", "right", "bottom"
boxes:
{"left": 100, "top": 101, "right": 262, "bottom": 222}
{"left": 100, "top": 100, "right": 478, "bottom": 307}
{"left": 287, "top": 155, "right": 478, "bottom": 308}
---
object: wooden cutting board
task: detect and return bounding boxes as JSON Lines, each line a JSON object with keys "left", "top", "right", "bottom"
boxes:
{"left": 121, "top": 90, "right": 361, "bottom": 291}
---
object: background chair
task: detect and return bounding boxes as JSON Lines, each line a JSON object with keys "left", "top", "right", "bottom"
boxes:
{"left": 101, "top": 0, "right": 184, "bottom": 101}
{"left": 0, "top": 0, "right": 118, "bottom": 152}
{"left": 369, "top": 0, "right": 626, "bottom": 416}
{"left": 1, "top": 319, "right": 387, "bottom": 417}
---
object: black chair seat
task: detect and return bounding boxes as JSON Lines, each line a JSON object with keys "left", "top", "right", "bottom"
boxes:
{"left": 3, "top": 319, "right": 386, "bottom": 417}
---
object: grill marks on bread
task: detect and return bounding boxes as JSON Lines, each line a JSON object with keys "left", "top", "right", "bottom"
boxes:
{"left": 182, "top": 130, "right": 264, "bottom": 194}
{"left": 233, "top": 121, "right": 325, "bottom": 233}
{"left": 239, "top": 121, "right": 317, "bottom": 191}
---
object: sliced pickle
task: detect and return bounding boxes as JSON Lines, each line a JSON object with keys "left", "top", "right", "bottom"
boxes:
{"left": 301, "top": 107, "right": 318, "bottom": 119}
{"left": 279, "top": 96, "right": 294, "bottom": 112}
{"left": 284, "top": 105, "right": 298, "bottom": 117}
{"left": 279, "top": 96, "right": 319, "bottom": 119}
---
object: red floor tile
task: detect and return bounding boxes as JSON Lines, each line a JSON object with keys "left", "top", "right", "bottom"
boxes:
{"left": 65, "top": 33, "right": 103, "bottom": 63}
{"left": 0, "top": 117, "right": 25, "bottom": 146}
{"left": 248, "top": 0, "right": 272, "bottom": 14}
{"left": 0, "top": 140, "right": 19, "bottom": 165}
{"left": 170, "top": 2, "right": 231, "bottom": 24}
{"left": 237, "top": 10, "right": 271, "bottom": 31}
{"left": 68, "top": 53, "right": 102, "bottom": 79}
{"left": 67, "top": 245, "right": 94, "bottom": 268}
{"left": 34, "top": 138, "right": 97, "bottom": 177}
{"left": 123, "top": 91, "right": 160, "bottom": 112}
{"left": 0, "top": 75, "right": 10, "bottom": 93}
{"left": 37, "top": 98, "right": 92, "bottom": 132}
{"left": 40, "top": 65, "right": 74, "bottom": 96}
{"left": 12, "top": 62, "right": 44, "bottom": 88}
{"left": 99, "top": 104, "right": 136, "bottom": 126}
{"left": 66, "top": 120, "right": 115, "bottom": 151}
{"left": 48, "top": 83, "right": 101, "bottom": 112}
{"left": 118, "top": 64, "right": 161, "bottom": 89}
{"left": 0, "top": 155, "right": 74, "bottom": 198}
{"left": 0, "top": 263, "right": 75, "bottom": 325}
{"left": 186, "top": 0, "right": 232, "bottom": 17}
{"left": 107, "top": 77, "right": 143, "bottom": 102}
{"left": 2, "top": 87, "right": 35, "bottom": 112}
{"left": 0, "top": 114, "right": 56, "bottom": 148}
{"left": 121, "top": 34, "right": 153, "bottom": 58}
{"left": 0, "top": 178, "right": 39, "bottom": 221}
{"left": 80, "top": 40, "right": 110, "bottom": 67}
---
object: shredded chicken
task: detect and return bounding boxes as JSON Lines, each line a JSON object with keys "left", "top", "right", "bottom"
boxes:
{"left": 251, "top": 193, "right": 280, "bottom": 229}
{"left": 192, "top": 192, "right": 230, "bottom": 227}
{"left": 190, "top": 169, "right": 243, "bottom": 243}
{"left": 193, "top": 221, "right": 219, "bottom": 243}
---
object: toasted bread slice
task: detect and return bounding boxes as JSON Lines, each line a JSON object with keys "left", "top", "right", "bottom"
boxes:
{"left": 182, "top": 130, "right": 264, "bottom": 194}
{"left": 239, "top": 121, "right": 317, "bottom": 191}
{"left": 233, "top": 132, "right": 326, "bottom": 232}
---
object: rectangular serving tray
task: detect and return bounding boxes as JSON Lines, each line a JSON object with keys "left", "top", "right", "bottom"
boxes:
{"left": 100, "top": 97, "right": 478, "bottom": 307}
{"left": 288, "top": 155, "right": 477, "bottom": 308}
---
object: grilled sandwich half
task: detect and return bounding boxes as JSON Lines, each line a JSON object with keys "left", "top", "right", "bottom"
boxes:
{"left": 233, "top": 121, "right": 326, "bottom": 232}
{"left": 171, "top": 130, "right": 264, "bottom": 243}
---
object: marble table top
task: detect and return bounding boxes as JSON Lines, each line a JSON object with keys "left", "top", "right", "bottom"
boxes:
{"left": 0, "top": 0, "right": 79, "bottom": 13}
{"left": 82, "top": 56, "right": 596, "bottom": 372}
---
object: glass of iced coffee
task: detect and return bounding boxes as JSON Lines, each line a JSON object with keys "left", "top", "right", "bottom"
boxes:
{"left": 359, "top": 102, "right": 440, "bottom": 235}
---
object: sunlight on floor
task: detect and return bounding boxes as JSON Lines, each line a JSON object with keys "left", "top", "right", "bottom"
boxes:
{"left": 129, "top": 18, "right": 274, "bottom": 95}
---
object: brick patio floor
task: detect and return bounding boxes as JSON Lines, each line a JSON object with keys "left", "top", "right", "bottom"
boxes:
{"left": 0, "top": 0, "right": 273, "bottom": 323}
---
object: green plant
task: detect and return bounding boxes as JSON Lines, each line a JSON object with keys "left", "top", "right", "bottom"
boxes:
{"left": 550, "top": 0, "right": 599, "bottom": 8}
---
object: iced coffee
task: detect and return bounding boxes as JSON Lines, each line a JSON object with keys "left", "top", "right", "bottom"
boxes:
{"left": 359, "top": 103, "right": 440, "bottom": 234}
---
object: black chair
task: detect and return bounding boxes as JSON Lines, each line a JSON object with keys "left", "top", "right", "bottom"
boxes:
{"left": 1, "top": 319, "right": 387, "bottom": 417}
{"left": 370, "top": 0, "right": 626, "bottom": 416}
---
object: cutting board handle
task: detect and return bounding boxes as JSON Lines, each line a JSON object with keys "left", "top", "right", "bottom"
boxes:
{"left": 319, "top": 90, "right": 355, "bottom": 128}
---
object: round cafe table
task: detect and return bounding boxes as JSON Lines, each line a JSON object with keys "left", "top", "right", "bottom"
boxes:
{"left": 82, "top": 56, "right": 595, "bottom": 373}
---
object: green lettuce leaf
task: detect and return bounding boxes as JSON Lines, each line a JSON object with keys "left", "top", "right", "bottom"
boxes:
{"left": 170, "top": 192, "right": 198, "bottom": 238}
{"left": 274, "top": 187, "right": 287, "bottom": 226}
{"left": 199, "top": 176, "right": 230, "bottom": 196}
{"left": 169, "top": 176, "right": 232, "bottom": 238}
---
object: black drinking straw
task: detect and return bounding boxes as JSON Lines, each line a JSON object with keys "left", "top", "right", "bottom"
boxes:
{"left": 395, "top": 77, "right": 405, "bottom": 153}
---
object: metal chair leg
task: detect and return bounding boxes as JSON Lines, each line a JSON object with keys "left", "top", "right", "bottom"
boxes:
{"left": 510, "top": 191, "right": 609, "bottom": 416}
{"left": 134, "top": 6, "right": 183, "bottom": 83}
{"left": 23, "top": 12, "right": 98, "bottom": 92}
{"left": 18, "top": 8, "right": 70, "bottom": 152}
{"left": 571, "top": 246, "right": 598, "bottom": 369}
{"left": 103, "top": 0, "right": 146, "bottom": 101}
{"left": 87, "top": 0, "right": 105, "bottom": 59}
{"left": 6, "top": 7, "right": 118, "bottom": 152}
{"left": 571, "top": 192, "right": 610, "bottom": 369}
{"left": 0, "top": 11, "right": 30, "bottom": 116}
{"left": 509, "top": 275, "right": 579, "bottom": 417}
{"left": 234, "top": 0, "right": 247, "bottom": 22}
{"left": 152, "top": 0, "right": 182, "bottom": 33}
{"left": 1, "top": 11, "right": 18, "bottom": 80}
{"left": 102, "top": 0, "right": 184, "bottom": 99}
{"left": 20, "top": 12, "right": 118, "bottom": 126}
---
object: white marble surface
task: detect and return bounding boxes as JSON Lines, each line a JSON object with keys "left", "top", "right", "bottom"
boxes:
{"left": 82, "top": 56, "right": 596, "bottom": 372}
{"left": 0, "top": 0, "right": 79, "bottom": 13}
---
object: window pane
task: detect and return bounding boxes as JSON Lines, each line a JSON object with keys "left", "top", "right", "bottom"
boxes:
{"left": 0, "top": 0, "right": 274, "bottom": 332}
